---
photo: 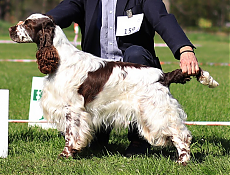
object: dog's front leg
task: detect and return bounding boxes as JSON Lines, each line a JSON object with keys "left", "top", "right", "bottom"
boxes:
{"left": 171, "top": 134, "right": 192, "bottom": 166}
{"left": 59, "top": 112, "right": 77, "bottom": 158}
{"left": 59, "top": 109, "right": 93, "bottom": 158}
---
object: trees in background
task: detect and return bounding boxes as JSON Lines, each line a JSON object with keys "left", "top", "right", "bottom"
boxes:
{"left": 0, "top": 0, "right": 229, "bottom": 28}
{"left": 0, "top": 0, "right": 60, "bottom": 23}
{"left": 170, "top": 0, "right": 229, "bottom": 28}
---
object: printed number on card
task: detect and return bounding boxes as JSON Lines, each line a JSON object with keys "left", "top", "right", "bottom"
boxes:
{"left": 116, "top": 13, "right": 144, "bottom": 36}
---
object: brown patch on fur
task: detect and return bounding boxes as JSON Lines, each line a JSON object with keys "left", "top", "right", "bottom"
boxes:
{"left": 65, "top": 126, "right": 70, "bottom": 135}
{"left": 179, "top": 153, "right": 187, "bottom": 160}
{"left": 27, "top": 15, "right": 59, "bottom": 74}
{"left": 59, "top": 151, "right": 70, "bottom": 158}
{"left": 181, "top": 148, "right": 187, "bottom": 152}
{"left": 114, "top": 61, "right": 147, "bottom": 69}
{"left": 78, "top": 61, "right": 146, "bottom": 105}
{"left": 74, "top": 118, "right": 80, "bottom": 127}
{"left": 36, "top": 45, "right": 60, "bottom": 74}
{"left": 65, "top": 112, "right": 72, "bottom": 122}
{"left": 35, "top": 18, "right": 59, "bottom": 74}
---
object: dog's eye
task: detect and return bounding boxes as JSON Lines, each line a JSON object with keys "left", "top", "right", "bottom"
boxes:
{"left": 24, "top": 20, "right": 29, "bottom": 25}
{"left": 24, "top": 20, "right": 33, "bottom": 29}
{"left": 24, "top": 23, "right": 32, "bottom": 29}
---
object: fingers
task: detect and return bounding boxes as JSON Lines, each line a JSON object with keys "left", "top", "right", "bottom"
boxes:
{"left": 180, "top": 61, "right": 187, "bottom": 74}
{"left": 180, "top": 52, "right": 199, "bottom": 76}
{"left": 190, "top": 61, "right": 199, "bottom": 75}
{"left": 181, "top": 61, "right": 199, "bottom": 75}
{"left": 195, "top": 63, "right": 200, "bottom": 74}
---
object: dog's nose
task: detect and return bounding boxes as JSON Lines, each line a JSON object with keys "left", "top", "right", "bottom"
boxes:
{"left": 9, "top": 26, "right": 17, "bottom": 33}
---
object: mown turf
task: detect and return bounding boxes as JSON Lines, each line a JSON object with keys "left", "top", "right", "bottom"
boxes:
{"left": 0, "top": 24, "right": 229, "bottom": 174}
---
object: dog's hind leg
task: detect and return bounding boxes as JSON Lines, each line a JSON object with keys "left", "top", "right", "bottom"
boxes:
{"left": 137, "top": 105, "right": 192, "bottom": 165}
{"left": 171, "top": 132, "right": 192, "bottom": 166}
{"left": 59, "top": 109, "right": 93, "bottom": 158}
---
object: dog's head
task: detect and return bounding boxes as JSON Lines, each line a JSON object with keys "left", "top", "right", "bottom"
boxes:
{"left": 9, "top": 14, "right": 55, "bottom": 47}
{"left": 9, "top": 14, "right": 60, "bottom": 74}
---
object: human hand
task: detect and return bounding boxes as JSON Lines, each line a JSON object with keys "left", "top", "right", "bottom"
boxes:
{"left": 179, "top": 46, "right": 199, "bottom": 76}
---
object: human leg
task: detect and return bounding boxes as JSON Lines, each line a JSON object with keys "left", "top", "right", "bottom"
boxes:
{"left": 123, "top": 45, "right": 162, "bottom": 69}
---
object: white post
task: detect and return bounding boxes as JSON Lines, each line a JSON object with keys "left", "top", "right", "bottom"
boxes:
{"left": 0, "top": 89, "right": 9, "bottom": 158}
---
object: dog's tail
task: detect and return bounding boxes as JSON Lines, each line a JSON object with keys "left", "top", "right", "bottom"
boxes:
{"left": 160, "top": 68, "right": 219, "bottom": 88}
{"left": 160, "top": 69, "right": 191, "bottom": 87}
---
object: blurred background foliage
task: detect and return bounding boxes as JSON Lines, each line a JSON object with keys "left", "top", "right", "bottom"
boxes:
{"left": 0, "top": 0, "right": 229, "bottom": 33}
{"left": 169, "top": 0, "right": 229, "bottom": 32}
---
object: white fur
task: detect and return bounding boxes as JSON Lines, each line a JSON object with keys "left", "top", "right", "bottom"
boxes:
{"left": 45, "top": 25, "right": 191, "bottom": 162}
{"left": 27, "top": 13, "right": 50, "bottom": 20}
{"left": 12, "top": 14, "right": 192, "bottom": 165}
{"left": 15, "top": 24, "right": 33, "bottom": 43}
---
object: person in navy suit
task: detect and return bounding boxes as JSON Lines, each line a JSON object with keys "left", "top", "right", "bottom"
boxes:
{"left": 47, "top": 0, "right": 199, "bottom": 157}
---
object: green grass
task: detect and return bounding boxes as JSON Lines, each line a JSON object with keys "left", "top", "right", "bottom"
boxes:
{"left": 0, "top": 20, "right": 12, "bottom": 40}
{"left": 0, "top": 23, "right": 230, "bottom": 174}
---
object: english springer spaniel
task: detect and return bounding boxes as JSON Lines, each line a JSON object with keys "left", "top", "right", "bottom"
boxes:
{"left": 9, "top": 14, "right": 218, "bottom": 165}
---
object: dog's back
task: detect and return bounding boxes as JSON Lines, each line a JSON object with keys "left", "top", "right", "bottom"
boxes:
{"left": 9, "top": 13, "right": 218, "bottom": 165}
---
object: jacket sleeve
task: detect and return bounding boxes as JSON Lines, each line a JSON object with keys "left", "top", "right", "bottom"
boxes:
{"left": 142, "top": 0, "right": 194, "bottom": 59}
{"left": 46, "top": 0, "right": 84, "bottom": 29}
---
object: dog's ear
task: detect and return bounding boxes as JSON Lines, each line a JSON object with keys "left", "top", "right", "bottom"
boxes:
{"left": 38, "top": 20, "right": 55, "bottom": 48}
{"left": 36, "top": 45, "right": 60, "bottom": 74}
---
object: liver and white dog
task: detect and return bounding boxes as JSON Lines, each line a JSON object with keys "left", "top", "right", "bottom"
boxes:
{"left": 9, "top": 14, "right": 218, "bottom": 165}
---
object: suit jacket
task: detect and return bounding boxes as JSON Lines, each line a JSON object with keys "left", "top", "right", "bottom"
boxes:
{"left": 46, "top": 0, "right": 194, "bottom": 59}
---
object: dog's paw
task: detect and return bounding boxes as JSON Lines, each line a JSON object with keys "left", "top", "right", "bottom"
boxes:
{"left": 58, "top": 149, "right": 79, "bottom": 159}
{"left": 176, "top": 152, "right": 190, "bottom": 166}
{"left": 176, "top": 157, "right": 189, "bottom": 166}
{"left": 176, "top": 160, "right": 188, "bottom": 166}
{"left": 58, "top": 151, "right": 71, "bottom": 159}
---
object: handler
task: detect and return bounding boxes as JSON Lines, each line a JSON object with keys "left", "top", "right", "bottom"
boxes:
{"left": 46, "top": 0, "right": 199, "bottom": 157}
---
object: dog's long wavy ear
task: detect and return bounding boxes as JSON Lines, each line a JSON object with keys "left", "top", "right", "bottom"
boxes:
{"left": 36, "top": 46, "right": 60, "bottom": 74}
{"left": 38, "top": 19, "right": 54, "bottom": 48}
{"left": 36, "top": 18, "right": 60, "bottom": 74}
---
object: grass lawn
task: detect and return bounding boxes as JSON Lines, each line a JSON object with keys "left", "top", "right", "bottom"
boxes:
{"left": 0, "top": 22, "right": 229, "bottom": 174}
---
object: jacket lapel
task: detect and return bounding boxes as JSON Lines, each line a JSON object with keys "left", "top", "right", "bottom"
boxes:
{"left": 85, "top": 0, "right": 129, "bottom": 36}
{"left": 83, "top": 0, "right": 129, "bottom": 55}
{"left": 116, "top": 0, "right": 129, "bottom": 16}
{"left": 115, "top": 0, "right": 129, "bottom": 30}
{"left": 84, "top": 0, "right": 100, "bottom": 35}
{"left": 83, "top": 0, "right": 102, "bottom": 55}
